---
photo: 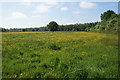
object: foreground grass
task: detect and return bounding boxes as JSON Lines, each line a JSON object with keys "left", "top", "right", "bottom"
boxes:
{"left": 2, "top": 31, "right": 118, "bottom": 78}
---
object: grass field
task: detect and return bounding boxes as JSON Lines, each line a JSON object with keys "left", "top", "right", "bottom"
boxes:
{"left": 2, "top": 32, "right": 118, "bottom": 78}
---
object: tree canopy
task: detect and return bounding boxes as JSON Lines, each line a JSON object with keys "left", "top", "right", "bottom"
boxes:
{"left": 47, "top": 21, "right": 58, "bottom": 31}
{"left": 100, "top": 10, "right": 117, "bottom": 21}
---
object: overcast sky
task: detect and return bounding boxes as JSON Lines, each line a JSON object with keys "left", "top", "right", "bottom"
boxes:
{"left": 0, "top": 1, "right": 118, "bottom": 28}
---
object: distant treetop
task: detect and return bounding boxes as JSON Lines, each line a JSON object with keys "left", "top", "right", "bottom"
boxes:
{"left": 100, "top": 10, "right": 117, "bottom": 21}
{"left": 47, "top": 21, "right": 58, "bottom": 31}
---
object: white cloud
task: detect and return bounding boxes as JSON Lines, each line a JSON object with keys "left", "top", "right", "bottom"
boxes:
{"left": 79, "top": 1, "right": 96, "bottom": 9}
{"left": 32, "top": 0, "right": 58, "bottom": 13}
{"left": 12, "top": 12, "right": 27, "bottom": 19}
{"left": 60, "top": 7, "right": 68, "bottom": 11}
{"left": 33, "top": 4, "right": 51, "bottom": 13}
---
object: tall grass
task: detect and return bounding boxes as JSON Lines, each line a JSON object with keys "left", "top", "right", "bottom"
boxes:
{"left": 2, "top": 32, "right": 118, "bottom": 78}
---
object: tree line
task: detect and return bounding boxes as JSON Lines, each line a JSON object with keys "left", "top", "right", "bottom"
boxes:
{"left": 1, "top": 22, "right": 98, "bottom": 32}
{"left": 1, "top": 10, "right": 119, "bottom": 33}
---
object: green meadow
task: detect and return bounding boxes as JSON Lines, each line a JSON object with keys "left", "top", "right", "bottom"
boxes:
{"left": 2, "top": 32, "right": 118, "bottom": 78}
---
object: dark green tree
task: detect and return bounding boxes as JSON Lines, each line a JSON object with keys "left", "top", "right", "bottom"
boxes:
{"left": 47, "top": 21, "right": 58, "bottom": 31}
{"left": 22, "top": 29, "right": 27, "bottom": 32}
{"left": 100, "top": 10, "right": 117, "bottom": 21}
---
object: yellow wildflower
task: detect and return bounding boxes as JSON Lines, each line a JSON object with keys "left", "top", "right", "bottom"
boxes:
{"left": 14, "top": 74, "right": 17, "bottom": 78}
{"left": 49, "top": 52, "right": 53, "bottom": 54}
{"left": 102, "top": 54, "right": 107, "bottom": 57}
{"left": 20, "top": 73, "right": 22, "bottom": 76}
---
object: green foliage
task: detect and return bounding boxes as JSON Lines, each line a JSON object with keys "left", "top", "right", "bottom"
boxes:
{"left": 49, "top": 44, "right": 61, "bottom": 50}
{"left": 100, "top": 10, "right": 117, "bottom": 21}
{"left": 2, "top": 32, "right": 118, "bottom": 78}
{"left": 90, "top": 27, "right": 95, "bottom": 32}
{"left": 47, "top": 21, "right": 58, "bottom": 31}
{"left": 1, "top": 28, "right": 9, "bottom": 32}
{"left": 94, "top": 10, "right": 118, "bottom": 33}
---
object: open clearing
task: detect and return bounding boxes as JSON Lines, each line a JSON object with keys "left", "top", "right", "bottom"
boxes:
{"left": 2, "top": 32, "right": 118, "bottom": 78}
